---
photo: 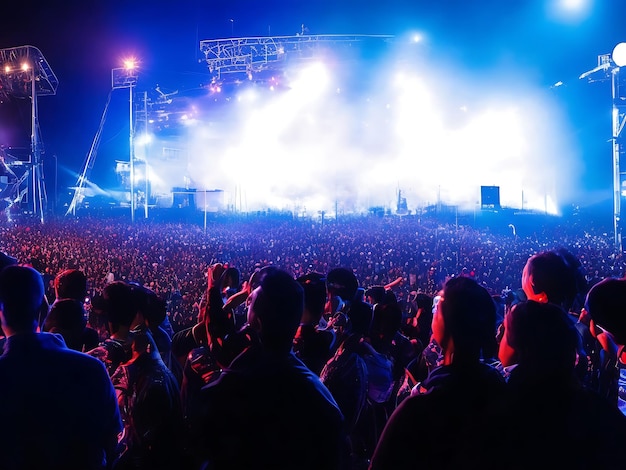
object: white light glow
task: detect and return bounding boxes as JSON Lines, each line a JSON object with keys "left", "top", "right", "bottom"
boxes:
{"left": 123, "top": 59, "right": 136, "bottom": 70}
{"left": 613, "top": 43, "right": 626, "bottom": 67}
{"left": 138, "top": 46, "right": 577, "bottom": 216}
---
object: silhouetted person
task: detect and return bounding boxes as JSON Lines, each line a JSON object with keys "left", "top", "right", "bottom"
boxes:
{"left": 370, "top": 276, "right": 504, "bottom": 469}
{"left": 47, "top": 268, "right": 99, "bottom": 351}
{"left": 111, "top": 329, "right": 184, "bottom": 470}
{"left": 520, "top": 248, "right": 597, "bottom": 390}
{"left": 0, "top": 265, "right": 122, "bottom": 469}
{"left": 497, "top": 300, "right": 626, "bottom": 467}
{"left": 294, "top": 271, "right": 337, "bottom": 375}
{"left": 188, "top": 265, "right": 347, "bottom": 469}
{"left": 43, "top": 298, "right": 99, "bottom": 352}
{"left": 87, "top": 280, "right": 140, "bottom": 376}
{"left": 584, "top": 277, "right": 626, "bottom": 413}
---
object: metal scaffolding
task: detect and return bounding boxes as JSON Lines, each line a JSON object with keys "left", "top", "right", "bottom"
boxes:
{"left": 581, "top": 52, "right": 626, "bottom": 252}
{"left": 0, "top": 45, "right": 58, "bottom": 223}
{"left": 200, "top": 34, "right": 394, "bottom": 81}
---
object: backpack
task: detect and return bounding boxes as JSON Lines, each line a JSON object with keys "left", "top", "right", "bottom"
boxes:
{"left": 320, "top": 342, "right": 368, "bottom": 434}
{"left": 359, "top": 341, "right": 395, "bottom": 404}
{"left": 112, "top": 353, "right": 184, "bottom": 469}
{"left": 321, "top": 336, "right": 394, "bottom": 469}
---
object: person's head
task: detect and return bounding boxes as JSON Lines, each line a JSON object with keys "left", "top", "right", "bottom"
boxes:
{"left": 54, "top": 268, "right": 87, "bottom": 301}
{"left": 248, "top": 265, "right": 280, "bottom": 291}
{"left": 43, "top": 299, "right": 87, "bottom": 350}
{"left": 521, "top": 249, "right": 586, "bottom": 312}
{"left": 365, "top": 286, "right": 386, "bottom": 305}
{"left": 247, "top": 268, "right": 304, "bottom": 354}
{"left": 326, "top": 267, "right": 359, "bottom": 304}
{"left": 222, "top": 266, "right": 241, "bottom": 296}
{"left": 347, "top": 299, "right": 374, "bottom": 337}
{"left": 371, "top": 301, "right": 403, "bottom": 344}
{"left": 415, "top": 293, "right": 434, "bottom": 312}
{"left": 0, "top": 265, "right": 45, "bottom": 335}
{"left": 296, "top": 272, "right": 327, "bottom": 323}
{"left": 432, "top": 276, "right": 496, "bottom": 361}
{"left": 102, "top": 281, "right": 136, "bottom": 333}
{"left": 130, "top": 330, "right": 160, "bottom": 361}
{"left": 0, "top": 251, "right": 17, "bottom": 272}
{"left": 143, "top": 287, "right": 167, "bottom": 328}
{"left": 498, "top": 300, "right": 580, "bottom": 372}
{"left": 585, "top": 277, "right": 626, "bottom": 345}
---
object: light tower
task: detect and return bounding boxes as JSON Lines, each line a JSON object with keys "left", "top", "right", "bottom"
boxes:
{"left": 581, "top": 43, "right": 626, "bottom": 252}
{"left": 112, "top": 59, "right": 138, "bottom": 222}
{"left": 0, "top": 46, "right": 58, "bottom": 222}
{"left": 611, "top": 43, "right": 626, "bottom": 253}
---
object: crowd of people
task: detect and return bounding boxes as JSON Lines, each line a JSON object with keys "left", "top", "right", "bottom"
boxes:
{"left": 0, "top": 210, "right": 621, "bottom": 334}
{"left": 0, "top": 209, "right": 626, "bottom": 468}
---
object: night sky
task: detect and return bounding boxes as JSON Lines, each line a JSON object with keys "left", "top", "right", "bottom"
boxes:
{"left": 1, "top": 0, "right": 625, "bottom": 210}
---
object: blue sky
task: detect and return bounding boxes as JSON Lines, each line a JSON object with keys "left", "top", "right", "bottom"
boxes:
{"left": 1, "top": 0, "right": 625, "bottom": 211}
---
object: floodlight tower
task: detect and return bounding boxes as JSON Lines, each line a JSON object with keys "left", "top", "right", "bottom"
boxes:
{"left": 611, "top": 43, "right": 626, "bottom": 253}
{"left": 112, "top": 60, "right": 138, "bottom": 222}
{"left": 0, "top": 46, "right": 58, "bottom": 223}
{"left": 581, "top": 43, "right": 626, "bottom": 252}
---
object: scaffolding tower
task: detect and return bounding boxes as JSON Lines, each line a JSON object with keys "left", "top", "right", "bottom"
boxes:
{"left": 581, "top": 52, "right": 626, "bottom": 252}
{"left": 0, "top": 45, "right": 58, "bottom": 223}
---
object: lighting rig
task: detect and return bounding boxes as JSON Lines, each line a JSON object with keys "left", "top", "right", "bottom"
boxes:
{"left": 581, "top": 43, "right": 626, "bottom": 252}
{"left": 0, "top": 45, "right": 58, "bottom": 222}
{"left": 199, "top": 34, "right": 394, "bottom": 86}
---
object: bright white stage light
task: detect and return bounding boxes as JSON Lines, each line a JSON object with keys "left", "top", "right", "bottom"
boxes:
{"left": 123, "top": 59, "right": 136, "bottom": 70}
{"left": 612, "top": 43, "right": 626, "bottom": 67}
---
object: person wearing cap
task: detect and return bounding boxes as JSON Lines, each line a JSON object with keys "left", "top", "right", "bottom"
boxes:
{"left": 0, "top": 265, "right": 121, "bottom": 469}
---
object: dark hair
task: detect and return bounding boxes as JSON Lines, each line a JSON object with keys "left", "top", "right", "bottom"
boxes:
{"left": 144, "top": 288, "right": 167, "bottom": 326}
{"left": 102, "top": 281, "right": 136, "bottom": 329}
{"left": 371, "top": 301, "right": 402, "bottom": 343}
{"left": 54, "top": 269, "right": 87, "bottom": 301}
{"left": 585, "top": 277, "right": 626, "bottom": 345}
{"left": 0, "top": 265, "right": 45, "bottom": 331}
{"left": 347, "top": 299, "right": 373, "bottom": 336}
{"left": 296, "top": 272, "right": 327, "bottom": 319}
{"left": 415, "top": 293, "right": 434, "bottom": 311}
{"left": 526, "top": 249, "right": 587, "bottom": 311}
{"left": 326, "top": 267, "right": 359, "bottom": 303}
{"left": 365, "top": 286, "right": 386, "bottom": 304}
{"left": 249, "top": 265, "right": 280, "bottom": 291}
{"left": 440, "top": 276, "right": 497, "bottom": 359}
{"left": 252, "top": 268, "right": 304, "bottom": 352}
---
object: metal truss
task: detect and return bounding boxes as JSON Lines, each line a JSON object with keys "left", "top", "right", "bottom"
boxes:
{"left": 199, "top": 34, "right": 394, "bottom": 81}
{"left": 0, "top": 45, "right": 57, "bottom": 222}
{"left": 0, "top": 45, "right": 58, "bottom": 100}
{"left": 581, "top": 53, "right": 626, "bottom": 252}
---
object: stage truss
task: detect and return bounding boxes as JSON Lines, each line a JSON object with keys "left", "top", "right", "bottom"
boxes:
{"left": 581, "top": 53, "right": 626, "bottom": 251}
{"left": 0, "top": 45, "right": 58, "bottom": 222}
{"left": 67, "top": 34, "right": 395, "bottom": 216}
{"left": 199, "top": 34, "right": 394, "bottom": 82}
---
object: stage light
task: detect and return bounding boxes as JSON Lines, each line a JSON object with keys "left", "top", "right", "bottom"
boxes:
{"left": 123, "top": 59, "right": 136, "bottom": 70}
{"left": 21, "top": 62, "right": 29, "bottom": 72}
{"left": 612, "top": 43, "right": 626, "bottom": 67}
